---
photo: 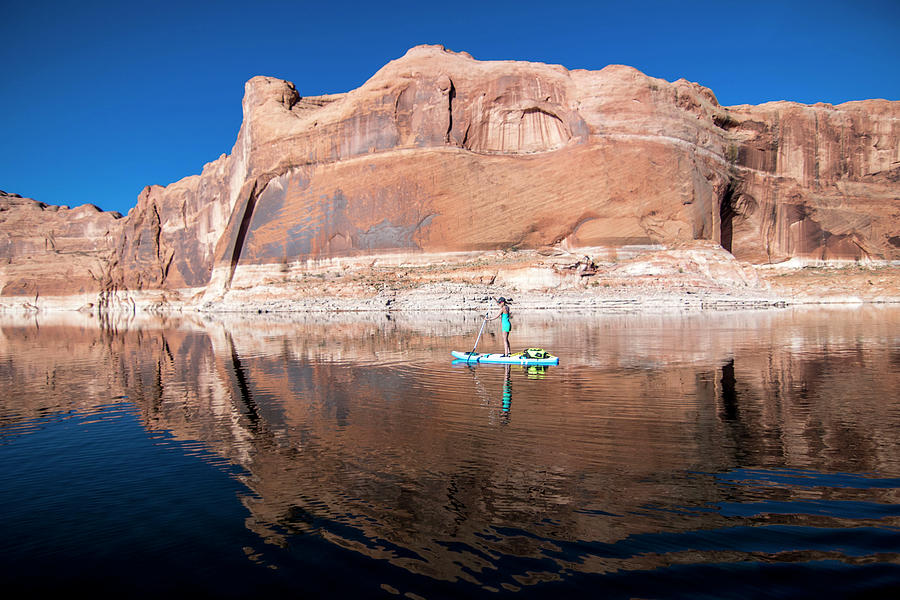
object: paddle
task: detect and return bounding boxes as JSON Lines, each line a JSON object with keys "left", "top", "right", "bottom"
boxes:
{"left": 467, "top": 312, "right": 490, "bottom": 361}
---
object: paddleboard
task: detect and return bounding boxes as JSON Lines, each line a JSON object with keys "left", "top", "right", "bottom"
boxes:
{"left": 451, "top": 350, "right": 559, "bottom": 366}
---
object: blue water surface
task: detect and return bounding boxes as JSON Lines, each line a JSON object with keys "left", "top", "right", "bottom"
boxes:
{"left": 1, "top": 309, "right": 899, "bottom": 598}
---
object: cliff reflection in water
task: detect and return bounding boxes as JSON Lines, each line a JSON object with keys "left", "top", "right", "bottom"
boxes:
{"left": 1, "top": 308, "right": 899, "bottom": 593}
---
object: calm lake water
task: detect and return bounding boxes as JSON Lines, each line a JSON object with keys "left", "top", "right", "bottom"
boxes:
{"left": 2, "top": 308, "right": 899, "bottom": 598}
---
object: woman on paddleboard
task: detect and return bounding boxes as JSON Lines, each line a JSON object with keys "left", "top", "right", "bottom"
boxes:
{"left": 487, "top": 297, "right": 512, "bottom": 355}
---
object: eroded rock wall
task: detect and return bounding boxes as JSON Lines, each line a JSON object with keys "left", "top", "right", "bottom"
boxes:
{"left": 722, "top": 100, "right": 900, "bottom": 263}
{"left": 196, "top": 46, "right": 740, "bottom": 296}
{"left": 113, "top": 154, "right": 238, "bottom": 291}
{"left": 0, "top": 191, "right": 123, "bottom": 299}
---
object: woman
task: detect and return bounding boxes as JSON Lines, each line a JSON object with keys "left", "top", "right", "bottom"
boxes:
{"left": 487, "top": 297, "right": 512, "bottom": 355}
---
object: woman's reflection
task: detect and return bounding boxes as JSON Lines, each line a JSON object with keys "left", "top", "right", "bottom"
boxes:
{"left": 501, "top": 365, "right": 512, "bottom": 424}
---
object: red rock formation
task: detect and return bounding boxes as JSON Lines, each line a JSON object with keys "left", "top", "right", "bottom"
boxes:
{"left": 719, "top": 99, "right": 900, "bottom": 263}
{"left": 0, "top": 191, "right": 123, "bottom": 299}
{"left": 2, "top": 46, "right": 898, "bottom": 305}
{"left": 202, "top": 50, "right": 733, "bottom": 295}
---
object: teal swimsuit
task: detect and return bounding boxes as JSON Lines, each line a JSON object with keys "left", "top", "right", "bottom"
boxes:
{"left": 501, "top": 312, "right": 511, "bottom": 332}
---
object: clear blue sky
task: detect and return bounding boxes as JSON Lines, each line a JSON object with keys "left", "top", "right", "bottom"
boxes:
{"left": 2, "top": 0, "right": 897, "bottom": 215}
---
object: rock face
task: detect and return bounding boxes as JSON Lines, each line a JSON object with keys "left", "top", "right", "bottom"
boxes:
{"left": 0, "top": 191, "right": 123, "bottom": 300}
{"left": 2, "top": 46, "right": 898, "bottom": 306}
{"left": 721, "top": 100, "right": 899, "bottom": 263}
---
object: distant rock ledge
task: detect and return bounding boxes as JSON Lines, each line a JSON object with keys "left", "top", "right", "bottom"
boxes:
{"left": 2, "top": 45, "right": 899, "bottom": 314}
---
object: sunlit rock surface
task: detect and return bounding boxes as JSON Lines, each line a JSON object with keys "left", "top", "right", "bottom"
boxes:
{"left": 0, "top": 190, "right": 123, "bottom": 302}
{"left": 720, "top": 99, "right": 899, "bottom": 263}
{"left": 1, "top": 46, "right": 898, "bottom": 310}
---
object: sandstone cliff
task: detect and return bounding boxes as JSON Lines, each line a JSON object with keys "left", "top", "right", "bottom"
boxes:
{"left": 721, "top": 99, "right": 899, "bottom": 263}
{"left": 2, "top": 46, "right": 898, "bottom": 310}
{"left": 0, "top": 190, "right": 123, "bottom": 302}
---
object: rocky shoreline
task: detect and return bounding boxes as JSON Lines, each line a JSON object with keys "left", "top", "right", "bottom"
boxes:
{"left": 3, "top": 246, "right": 897, "bottom": 316}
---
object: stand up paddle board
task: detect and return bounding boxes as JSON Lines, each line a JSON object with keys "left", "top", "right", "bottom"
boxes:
{"left": 451, "top": 349, "right": 559, "bottom": 366}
